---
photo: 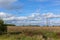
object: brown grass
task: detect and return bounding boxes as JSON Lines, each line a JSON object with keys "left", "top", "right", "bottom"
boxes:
{"left": 7, "top": 26, "right": 60, "bottom": 33}
{"left": 7, "top": 26, "right": 60, "bottom": 39}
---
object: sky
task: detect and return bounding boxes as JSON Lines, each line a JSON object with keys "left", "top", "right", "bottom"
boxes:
{"left": 0, "top": 0, "right": 60, "bottom": 26}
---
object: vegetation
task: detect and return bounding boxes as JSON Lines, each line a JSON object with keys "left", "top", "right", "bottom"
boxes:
{"left": 0, "top": 19, "right": 16, "bottom": 34}
{"left": 5, "top": 24, "right": 16, "bottom": 26}
{"left": 0, "top": 30, "right": 59, "bottom": 40}
{"left": 6, "top": 26, "right": 60, "bottom": 40}
{"left": 0, "top": 19, "right": 7, "bottom": 34}
{"left": 0, "top": 19, "right": 60, "bottom": 40}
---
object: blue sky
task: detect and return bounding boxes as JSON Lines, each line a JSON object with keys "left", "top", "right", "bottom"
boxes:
{"left": 0, "top": 0, "right": 60, "bottom": 15}
{"left": 0, "top": 0, "right": 60, "bottom": 26}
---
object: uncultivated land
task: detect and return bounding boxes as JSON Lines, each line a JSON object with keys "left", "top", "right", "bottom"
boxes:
{"left": 0, "top": 26, "right": 60, "bottom": 40}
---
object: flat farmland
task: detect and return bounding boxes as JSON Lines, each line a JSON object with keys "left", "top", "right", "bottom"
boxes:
{"left": 7, "top": 26, "right": 60, "bottom": 33}
{"left": 1, "top": 26, "right": 60, "bottom": 40}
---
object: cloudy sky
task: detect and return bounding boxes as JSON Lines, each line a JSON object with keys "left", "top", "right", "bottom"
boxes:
{"left": 0, "top": 0, "right": 60, "bottom": 26}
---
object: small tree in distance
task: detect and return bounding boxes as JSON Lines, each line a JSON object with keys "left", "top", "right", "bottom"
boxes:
{"left": 0, "top": 19, "right": 7, "bottom": 34}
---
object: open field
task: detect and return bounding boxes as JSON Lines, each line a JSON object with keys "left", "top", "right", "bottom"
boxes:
{"left": 1, "top": 26, "right": 60, "bottom": 40}
{"left": 0, "top": 34, "right": 59, "bottom": 40}
{"left": 7, "top": 26, "right": 60, "bottom": 33}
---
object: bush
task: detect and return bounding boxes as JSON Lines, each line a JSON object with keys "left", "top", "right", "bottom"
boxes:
{"left": 0, "top": 19, "right": 7, "bottom": 34}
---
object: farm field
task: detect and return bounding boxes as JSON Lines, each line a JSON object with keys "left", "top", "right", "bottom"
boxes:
{"left": 0, "top": 0, "right": 60, "bottom": 40}
{"left": 0, "top": 26, "right": 60, "bottom": 40}
{"left": 7, "top": 26, "right": 60, "bottom": 33}
{"left": 0, "top": 34, "right": 59, "bottom": 40}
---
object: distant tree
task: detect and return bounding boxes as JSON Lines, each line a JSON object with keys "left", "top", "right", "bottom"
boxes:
{"left": 0, "top": 18, "right": 16, "bottom": 34}
{"left": 5, "top": 24, "right": 16, "bottom": 26}
{"left": 0, "top": 19, "right": 4, "bottom": 25}
{"left": 0, "top": 19, "right": 7, "bottom": 34}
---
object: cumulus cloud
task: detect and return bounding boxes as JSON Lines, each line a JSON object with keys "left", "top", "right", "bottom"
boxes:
{"left": 0, "top": 12, "right": 13, "bottom": 18}
{"left": 0, "top": 12, "right": 42, "bottom": 25}
{"left": 42, "top": 12, "right": 60, "bottom": 18}
{"left": 0, "top": 12, "right": 60, "bottom": 26}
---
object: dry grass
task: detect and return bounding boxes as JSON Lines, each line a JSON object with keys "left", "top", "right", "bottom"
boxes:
{"left": 7, "top": 26, "right": 60, "bottom": 33}
{"left": 1, "top": 26, "right": 60, "bottom": 40}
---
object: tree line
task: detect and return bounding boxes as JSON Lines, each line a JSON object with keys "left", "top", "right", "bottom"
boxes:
{"left": 0, "top": 19, "right": 16, "bottom": 34}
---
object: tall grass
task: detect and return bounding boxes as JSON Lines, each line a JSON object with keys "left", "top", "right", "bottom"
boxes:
{"left": 0, "top": 30, "right": 59, "bottom": 40}
{"left": 1, "top": 26, "right": 60, "bottom": 40}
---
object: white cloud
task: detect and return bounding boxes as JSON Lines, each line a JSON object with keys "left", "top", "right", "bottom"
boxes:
{"left": 42, "top": 12, "right": 60, "bottom": 18}
{"left": 0, "top": 12, "right": 60, "bottom": 26}
{"left": 0, "top": 12, "right": 13, "bottom": 18}
{"left": 0, "top": 12, "right": 42, "bottom": 25}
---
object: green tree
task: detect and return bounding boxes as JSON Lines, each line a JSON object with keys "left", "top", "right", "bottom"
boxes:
{"left": 0, "top": 19, "right": 7, "bottom": 34}
{"left": 5, "top": 24, "right": 16, "bottom": 26}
